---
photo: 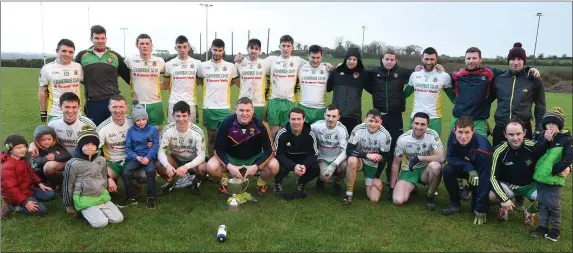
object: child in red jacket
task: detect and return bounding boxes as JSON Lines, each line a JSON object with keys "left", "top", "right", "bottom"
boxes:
{"left": 1, "top": 134, "right": 57, "bottom": 219}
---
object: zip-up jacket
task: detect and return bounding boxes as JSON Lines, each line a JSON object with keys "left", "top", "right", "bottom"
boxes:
{"left": 327, "top": 54, "right": 369, "bottom": 119}
{"left": 450, "top": 67, "right": 495, "bottom": 120}
{"left": 125, "top": 123, "right": 159, "bottom": 161}
{"left": 214, "top": 114, "right": 275, "bottom": 169}
{"left": 490, "top": 138, "right": 549, "bottom": 202}
{"left": 274, "top": 122, "right": 319, "bottom": 170}
{"left": 62, "top": 147, "right": 109, "bottom": 210}
{"left": 364, "top": 63, "right": 415, "bottom": 113}
{"left": 533, "top": 130, "right": 573, "bottom": 186}
{"left": 1, "top": 153, "right": 42, "bottom": 205}
{"left": 492, "top": 68, "right": 546, "bottom": 130}
{"left": 31, "top": 125, "right": 71, "bottom": 170}
{"left": 75, "top": 46, "right": 131, "bottom": 100}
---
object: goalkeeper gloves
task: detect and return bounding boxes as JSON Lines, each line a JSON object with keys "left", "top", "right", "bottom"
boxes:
{"left": 468, "top": 170, "right": 479, "bottom": 187}
{"left": 40, "top": 111, "right": 47, "bottom": 123}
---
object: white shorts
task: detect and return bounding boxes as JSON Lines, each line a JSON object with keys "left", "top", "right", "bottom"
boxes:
{"left": 168, "top": 101, "right": 197, "bottom": 124}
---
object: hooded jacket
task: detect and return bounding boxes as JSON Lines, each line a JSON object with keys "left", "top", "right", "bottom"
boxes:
{"left": 274, "top": 122, "right": 319, "bottom": 171}
{"left": 62, "top": 143, "right": 110, "bottom": 211}
{"left": 31, "top": 125, "right": 71, "bottom": 170}
{"left": 533, "top": 130, "right": 573, "bottom": 186}
{"left": 125, "top": 122, "right": 159, "bottom": 161}
{"left": 1, "top": 153, "right": 42, "bottom": 205}
{"left": 327, "top": 48, "right": 370, "bottom": 119}
{"left": 365, "top": 59, "right": 416, "bottom": 113}
{"left": 492, "top": 68, "right": 546, "bottom": 130}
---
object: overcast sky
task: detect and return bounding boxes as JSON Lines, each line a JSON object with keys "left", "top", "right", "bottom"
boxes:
{"left": 1, "top": 1, "right": 572, "bottom": 58}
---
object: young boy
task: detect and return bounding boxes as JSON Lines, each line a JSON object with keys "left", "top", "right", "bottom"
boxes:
{"left": 120, "top": 101, "right": 159, "bottom": 209}
{"left": 1, "top": 134, "right": 56, "bottom": 219}
{"left": 530, "top": 107, "right": 572, "bottom": 241}
{"left": 31, "top": 125, "right": 71, "bottom": 186}
{"left": 63, "top": 126, "right": 124, "bottom": 228}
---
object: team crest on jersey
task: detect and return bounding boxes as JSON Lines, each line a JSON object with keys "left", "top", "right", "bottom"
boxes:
{"left": 257, "top": 63, "right": 262, "bottom": 69}
{"left": 107, "top": 58, "right": 113, "bottom": 63}
{"left": 152, "top": 61, "right": 157, "bottom": 66}
{"left": 74, "top": 70, "right": 78, "bottom": 75}
{"left": 422, "top": 143, "right": 427, "bottom": 149}
{"left": 250, "top": 128, "right": 255, "bottom": 134}
{"left": 320, "top": 69, "right": 325, "bottom": 74}
{"left": 464, "top": 156, "right": 470, "bottom": 161}
{"left": 189, "top": 139, "right": 193, "bottom": 144}
{"left": 178, "top": 137, "right": 184, "bottom": 144}
{"left": 523, "top": 89, "right": 528, "bottom": 93}
{"left": 433, "top": 77, "right": 438, "bottom": 82}
{"left": 525, "top": 159, "right": 533, "bottom": 167}
{"left": 66, "top": 130, "right": 73, "bottom": 138}
{"left": 394, "top": 73, "right": 398, "bottom": 78}
{"left": 353, "top": 72, "right": 359, "bottom": 78}
{"left": 144, "top": 61, "right": 148, "bottom": 66}
{"left": 481, "top": 76, "right": 487, "bottom": 81}
{"left": 223, "top": 66, "right": 227, "bottom": 71}
{"left": 190, "top": 63, "right": 195, "bottom": 69}
{"left": 289, "top": 62, "right": 294, "bottom": 67}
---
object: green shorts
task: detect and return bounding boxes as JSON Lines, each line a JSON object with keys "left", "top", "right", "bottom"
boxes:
{"left": 266, "top": 99, "right": 295, "bottom": 127}
{"left": 107, "top": 161, "right": 126, "bottom": 177}
{"left": 399, "top": 166, "right": 427, "bottom": 185}
{"left": 144, "top": 102, "right": 165, "bottom": 126}
{"left": 450, "top": 117, "right": 488, "bottom": 137}
{"left": 410, "top": 117, "right": 442, "bottom": 134}
{"left": 359, "top": 159, "right": 378, "bottom": 182}
{"left": 226, "top": 153, "right": 262, "bottom": 167}
{"left": 203, "top": 108, "right": 233, "bottom": 130}
{"left": 299, "top": 104, "right": 325, "bottom": 124}
{"left": 510, "top": 182, "right": 537, "bottom": 200}
{"left": 254, "top": 106, "right": 266, "bottom": 121}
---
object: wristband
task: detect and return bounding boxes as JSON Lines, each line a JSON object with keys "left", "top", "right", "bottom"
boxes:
{"left": 40, "top": 111, "right": 47, "bottom": 122}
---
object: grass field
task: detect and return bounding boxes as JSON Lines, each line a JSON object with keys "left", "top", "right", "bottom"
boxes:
{"left": 1, "top": 67, "right": 572, "bottom": 252}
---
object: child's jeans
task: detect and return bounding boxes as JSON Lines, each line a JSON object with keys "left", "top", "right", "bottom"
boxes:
{"left": 19, "top": 187, "right": 57, "bottom": 216}
{"left": 122, "top": 159, "right": 157, "bottom": 199}
{"left": 537, "top": 182, "right": 562, "bottom": 230}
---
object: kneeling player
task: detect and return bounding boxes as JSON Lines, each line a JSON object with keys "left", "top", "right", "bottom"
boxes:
{"left": 342, "top": 109, "right": 391, "bottom": 205}
{"left": 389, "top": 112, "right": 445, "bottom": 211}
{"left": 156, "top": 101, "right": 207, "bottom": 195}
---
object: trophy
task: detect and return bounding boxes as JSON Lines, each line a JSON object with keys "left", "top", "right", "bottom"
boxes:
{"left": 227, "top": 178, "right": 249, "bottom": 211}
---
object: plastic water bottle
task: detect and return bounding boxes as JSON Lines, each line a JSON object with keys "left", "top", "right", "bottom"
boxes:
{"left": 217, "top": 225, "right": 227, "bottom": 242}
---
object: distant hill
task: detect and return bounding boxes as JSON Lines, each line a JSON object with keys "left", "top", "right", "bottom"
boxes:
{"left": 1, "top": 52, "right": 57, "bottom": 59}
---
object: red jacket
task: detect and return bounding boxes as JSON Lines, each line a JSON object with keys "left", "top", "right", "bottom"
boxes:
{"left": 1, "top": 153, "right": 41, "bottom": 205}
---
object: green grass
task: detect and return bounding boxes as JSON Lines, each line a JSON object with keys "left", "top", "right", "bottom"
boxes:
{"left": 1, "top": 67, "right": 572, "bottom": 252}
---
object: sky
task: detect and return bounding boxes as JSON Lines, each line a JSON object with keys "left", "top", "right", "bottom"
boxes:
{"left": 1, "top": 1, "right": 572, "bottom": 59}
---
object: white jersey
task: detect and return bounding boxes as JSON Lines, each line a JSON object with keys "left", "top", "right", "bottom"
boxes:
{"left": 125, "top": 55, "right": 165, "bottom": 104}
{"left": 164, "top": 57, "right": 202, "bottom": 105}
{"left": 197, "top": 60, "right": 238, "bottom": 109}
{"left": 266, "top": 55, "right": 308, "bottom": 101}
{"left": 48, "top": 115, "right": 97, "bottom": 154}
{"left": 236, "top": 58, "right": 269, "bottom": 107}
{"left": 347, "top": 123, "right": 392, "bottom": 167}
{"left": 299, "top": 63, "right": 330, "bottom": 108}
{"left": 96, "top": 116, "right": 133, "bottom": 162}
{"left": 311, "top": 120, "right": 348, "bottom": 165}
{"left": 407, "top": 69, "right": 452, "bottom": 119}
{"left": 38, "top": 60, "right": 83, "bottom": 117}
{"left": 159, "top": 122, "right": 205, "bottom": 163}
{"left": 394, "top": 129, "right": 443, "bottom": 171}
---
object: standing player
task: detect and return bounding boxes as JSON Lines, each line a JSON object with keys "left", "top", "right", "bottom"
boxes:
{"left": 311, "top": 104, "right": 349, "bottom": 194}
{"left": 124, "top": 34, "right": 166, "bottom": 127}
{"left": 75, "top": 25, "right": 131, "bottom": 126}
{"left": 39, "top": 39, "right": 83, "bottom": 122}
{"left": 389, "top": 112, "right": 445, "bottom": 211}
{"left": 235, "top": 39, "right": 269, "bottom": 120}
{"left": 162, "top": 35, "right": 202, "bottom": 124}
{"left": 342, "top": 108, "right": 392, "bottom": 205}
{"left": 298, "top": 45, "right": 330, "bottom": 124}
{"left": 96, "top": 95, "right": 133, "bottom": 193}
{"left": 404, "top": 47, "right": 452, "bottom": 134}
{"left": 197, "top": 39, "right": 239, "bottom": 156}
{"left": 29, "top": 92, "right": 97, "bottom": 156}
{"left": 156, "top": 101, "right": 207, "bottom": 195}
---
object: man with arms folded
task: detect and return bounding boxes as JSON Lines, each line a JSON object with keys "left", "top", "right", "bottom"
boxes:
{"left": 389, "top": 112, "right": 444, "bottom": 211}
{"left": 298, "top": 45, "right": 330, "bottom": 124}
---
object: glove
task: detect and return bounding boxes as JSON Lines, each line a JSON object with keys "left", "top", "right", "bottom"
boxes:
{"left": 408, "top": 156, "right": 420, "bottom": 170}
{"left": 473, "top": 211, "right": 487, "bottom": 225}
{"left": 468, "top": 170, "right": 479, "bottom": 187}
{"left": 387, "top": 188, "right": 394, "bottom": 201}
{"left": 40, "top": 111, "right": 47, "bottom": 123}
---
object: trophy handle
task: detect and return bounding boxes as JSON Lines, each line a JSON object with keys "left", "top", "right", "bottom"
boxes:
{"left": 242, "top": 178, "right": 250, "bottom": 193}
